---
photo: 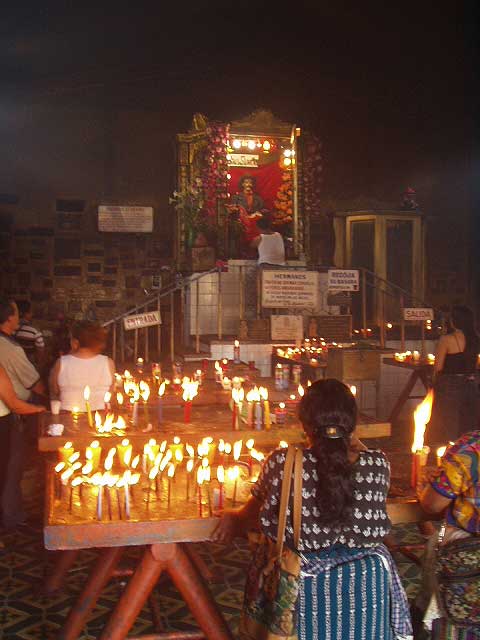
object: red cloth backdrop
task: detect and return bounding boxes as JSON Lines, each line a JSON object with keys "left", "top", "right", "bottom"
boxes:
{"left": 227, "top": 162, "right": 283, "bottom": 211}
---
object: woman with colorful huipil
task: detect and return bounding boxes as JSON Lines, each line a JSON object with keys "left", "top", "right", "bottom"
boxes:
{"left": 213, "top": 379, "right": 412, "bottom": 639}
{"left": 416, "top": 430, "right": 480, "bottom": 638}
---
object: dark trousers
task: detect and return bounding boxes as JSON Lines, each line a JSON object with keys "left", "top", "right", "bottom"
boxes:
{"left": 0, "top": 414, "right": 14, "bottom": 523}
{"left": 1, "top": 415, "right": 26, "bottom": 529}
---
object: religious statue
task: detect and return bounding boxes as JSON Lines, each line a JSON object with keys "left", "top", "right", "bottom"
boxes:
{"left": 226, "top": 175, "right": 265, "bottom": 253}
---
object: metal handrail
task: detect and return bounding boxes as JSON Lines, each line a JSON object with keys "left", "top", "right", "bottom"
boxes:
{"left": 102, "top": 266, "right": 221, "bottom": 327}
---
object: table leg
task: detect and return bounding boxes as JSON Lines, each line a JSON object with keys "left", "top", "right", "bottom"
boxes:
{"left": 100, "top": 545, "right": 167, "bottom": 640}
{"left": 388, "top": 371, "right": 420, "bottom": 423}
{"left": 59, "top": 546, "right": 124, "bottom": 640}
{"left": 163, "top": 543, "right": 234, "bottom": 640}
{"left": 182, "top": 543, "right": 217, "bottom": 583}
{"left": 44, "top": 549, "right": 80, "bottom": 594}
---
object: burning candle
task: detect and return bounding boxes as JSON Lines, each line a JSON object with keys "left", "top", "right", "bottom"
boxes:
{"left": 85, "top": 440, "right": 102, "bottom": 471}
{"left": 104, "top": 391, "right": 112, "bottom": 412}
{"left": 197, "top": 466, "right": 204, "bottom": 517}
{"left": 157, "top": 381, "right": 165, "bottom": 424}
{"left": 245, "top": 389, "right": 255, "bottom": 428}
{"left": 216, "top": 465, "right": 225, "bottom": 509}
{"left": 260, "top": 387, "right": 271, "bottom": 431}
{"left": 221, "top": 376, "right": 232, "bottom": 391}
{"left": 117, "top": 438, "right": 132, "bottom": 468}
{"left": 69, "top": 476, "right": 83, "bottom": 512}
{"left": 413, "top": 350, "right": 421, "bottom": 362}
{"left": 254, "top": 397, "right": 263, "bottom": 431}
{"left": 427, "top": 353, "right": 435, "bottom": 365}
{"left": 83, "top": 386, "right": 93, "bottom": 427}
{"left": 233, "top": 339, "right": 241, "bottom": 364}
{"left": 139, "top": 381, "right": 150, "bottom": 425}
{"left": 231, "top": 388, "right": 244, "bottom": 431}
{"left": 123, "top": 470, "right": 131, "bottom": 519}
{"left": 130, "top": 386, "right": 140, "bottom": 426}
{"left": 275, "top": 402, "right": 287, "bottom": 425}
{"left": 167, "top": 463, "right": 175, "bottom": 508}
{"left": 214, "top": 360, "right": 223, "bottom": 384}
{"left": 182, "top": 378, "right": 199, "bottom": 423}
{"left": 193, "top": 369, "right": 203, "bottom": 385}
{"left": 411, "top": 390, "right": 434, "bottom": 487}
{"left": 229, "top": 465, "right": 240, "bottom": 505}
{"left": 136, "top": 357, "right": 144, "bottom": 374}
{"left": 58, "top": 441, "right": 75, "bottom": 464}
{"left": 436, "top": 445, "right": 447, "bottom": 467}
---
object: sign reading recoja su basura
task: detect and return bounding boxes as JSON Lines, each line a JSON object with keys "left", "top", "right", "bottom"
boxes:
{"left": 262, "top": 271, "right": 319, "bottom": 308}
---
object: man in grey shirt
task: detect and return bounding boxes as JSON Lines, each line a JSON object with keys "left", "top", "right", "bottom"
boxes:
{"left": 0, "top": 296, "right": 45, "bottom": 530}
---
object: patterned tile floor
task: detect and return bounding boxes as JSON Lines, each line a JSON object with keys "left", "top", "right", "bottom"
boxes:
{"left": 0, "top": 430, "right": 427, "bottom": 639}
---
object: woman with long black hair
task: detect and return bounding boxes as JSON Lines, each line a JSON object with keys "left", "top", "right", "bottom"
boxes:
{"left": 213, "top": 379, "right": 411, "bottom": 639}
{"left": 427, "top": 304, "right": 480, "bottom": 445}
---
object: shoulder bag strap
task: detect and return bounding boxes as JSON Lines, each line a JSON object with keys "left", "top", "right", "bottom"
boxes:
{"left": 293, "top": 448, "right": 303, "bottom": 549}
{"left": 275, "top": 446, "right": 296, "bottom": 556}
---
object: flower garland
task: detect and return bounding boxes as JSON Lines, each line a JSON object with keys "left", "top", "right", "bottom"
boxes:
{"left": 272, "top": 168, "right": 293, "bottom": 227}
{"left": 201, "top": 122, "right": 230, "bottom": 221}
{"left": 302, "top": 133, "right": 323, "bottom": 219}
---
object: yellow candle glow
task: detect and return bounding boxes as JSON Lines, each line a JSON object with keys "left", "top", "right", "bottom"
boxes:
{"left": 83, "top": 386, "right": 93, "bottom": 427}
{"left": 58, "top": 441, "right": 75, "bottom": 464}
{"left": 260, "top": 387, "right": 271, "bottom": 430}
{"left": 436, "top": 445, "right": 447, "bottom": 467}
{"left": 86, "top": 440, "right": 102, "bottom": 471}
{"left": 117, "top": 438, "right": 132, "bottom": 468}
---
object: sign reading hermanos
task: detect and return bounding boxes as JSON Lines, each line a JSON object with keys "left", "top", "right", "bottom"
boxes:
{"left": 327, "top": 269, "right": 359, "bottom": 292}
{"left": 403, "top": 308, "right": 434, "bottom": 321}
{"left": 98, "top": 205, "right": 153, "bottom": 233}
{"left": 262, "top": 271, "right": 319, "bottom": 309}
{"left": 123, "top": 311, "right": 161, "bottom": 331}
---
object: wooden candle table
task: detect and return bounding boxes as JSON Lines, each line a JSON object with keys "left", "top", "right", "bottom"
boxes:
{"left": 382, "top": 357, "right": 433, "bottom": 423}
{"left": 44, "top": 463, "right": 251, "bottom": 640}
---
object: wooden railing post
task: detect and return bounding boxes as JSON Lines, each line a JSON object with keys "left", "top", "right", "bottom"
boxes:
{"left": 239, "top": 266, "right": 244, "bottom": 322}
{"left": 170, "top": 291, "right": 175, "bottom": 363}
{"left": 134, "top": 328, "right": 138, "bottom": 363}
{"left": 379, "top": 289, "right": 386, "bottom": 349}
{"left": 195, "top": 280, "right": 200, "bottom": 354}
{"left": 145, "top": 323, "right": 149, "bottom": 363}
{"left": 112, "top": 323, "right": 117, "bottom": 363}
{"left": 120, "top": 321, "right": 125, "bottom": 365}
{"left": 157, "top": 295, "right": 161, "bottom": 360}
{"left": 217, "top": 270, "right": 223, "bottom": 340}
{"left": 400, "top": 294, "right": 405, "bottom": 352}
{"left": 361, "top": 268, "right": 367, "bottom": 338}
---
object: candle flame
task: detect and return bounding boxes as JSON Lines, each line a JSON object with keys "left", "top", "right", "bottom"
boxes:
{"left": 224, "top": 442, "right": 232, "bottom": 455}
{"left": 139, "top": 380, "right": 150, "bottom": 401}
{"left": 227, "top": 465, "right": 239, "bottom": 481}
{"left": 259, "top": 386, "right": 268, "bottom": 400}
{"left": 412, "top": 389, "right": 434, "bottom": 453}
{"left": 234, "top": 339, "right": 239, "bottom": 347}
{"left": 149, "top": 466, "right": 159, "bottom": 480}
{"left": 95, "top": 411, "right": 102, "bottom": 428}
{"left": 186, "top": 444, "right": 195, "bottom": 457}
{"left": 104, "top": 457, "right": 113, "bottom": 472}
{"left": 217, "top": 465, "right": 225, "bottom": 483}
{"left": 68, "top": 452, "right": 80, "bottom": 464}
{"left": 279, "top": 440, "right": 288, "bottom": 448}
{"left": 63, "top": 441, "right": 73, "bottom": 449}
{"left": 182, "top": 378, "right": 199, "bottom": 402}
{"left": 233, "top": 440, "right": 243, "bottom": 460}
{"left": 298, "top": 385, "right": 305, "bottom": 397}
{"left": 215, "top": 360, "right": 221, "bottom": 372}
{"left": 167, "top": 463, "right": 175, "bottom": 478}
{"left": 131, "top": 454, "right": 140, "bottom": 469}
{"left": 158, "top": 381, "right": 166, "bottom": 397}
{"left": 175, "top": 449, "right": 183, "bottom": 463}
{"left": 104, "top": 391, "right": 111, "bottom": 404}
{"left": 186, "top": 459, "right": 194, "bottom": 473}
{"left": 117, "top": 392, "right": 124, "bottom": 405}
{"left": 436, "top": 445, "right": 447, "bottom": 459}
{"left": 279, "top": 402, "right": 286, "bottom": 409}
{"left": 197, "top": 466, "right": 204, "bottom": 485}
{"left": 71, "top": 476, "right": 83, "bottom": 487}
{"left": 218, "top": 439, "right": 225, "bottom": 453}
{"left": 82, "top": 461, "right": 93, "bottom": 475}
{"left": 349, "top": 385, "right": 357, "bottom": 397}
{"left": 245, "top": 438, "right": 254, "bottom": 450}
{"left": 83, "top": 386, "right": 90, "bottom": 401}
{"left": 250, "top": 448, "right": 265, "bottom": 462}
{"left": 54, "top": 462, "right": 66, "bottom": 473}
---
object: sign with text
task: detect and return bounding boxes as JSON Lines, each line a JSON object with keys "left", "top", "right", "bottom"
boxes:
{"left": 270, "top": 315, "right": 304, "bottom": 342}
{"left": 403, "top": 308, "right": 434, "bottom": 321}
{"left": 327, "top": 269, "right": 359, "bottom": 292}
{"left": 123, "top": 310, "right": 161, "bottom": 331}
{"left": 262, "top": 270, "right": 319, "bottom": 308}
{"left": 98, "top": 205, "right": 153, "bottom": 233}
{"left": 228, "top": 153, "right": 259, "bottom": 168}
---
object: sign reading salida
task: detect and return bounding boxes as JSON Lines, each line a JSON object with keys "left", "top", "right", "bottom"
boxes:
{"left": 403, "top": 308, "right": 434, "bottom": 321}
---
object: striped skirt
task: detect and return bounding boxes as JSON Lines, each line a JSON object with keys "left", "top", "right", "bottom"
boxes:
{"left": 297, "top": 549, "right": 398, "bottom": 640}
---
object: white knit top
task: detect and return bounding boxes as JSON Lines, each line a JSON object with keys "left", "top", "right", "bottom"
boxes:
{"left": 57, "top": 354, "right": 112, "bottom": 411}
